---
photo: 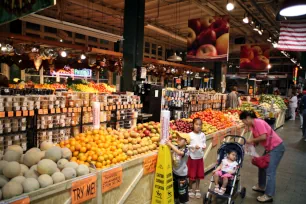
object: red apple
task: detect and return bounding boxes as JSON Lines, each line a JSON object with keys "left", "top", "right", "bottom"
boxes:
{"left": 144, "top": 130, "right": 151, "bottom": 136}
{"left": 240, "top": 58, "right": 252, "bottom": 69}
{"left": 211, "top": 19, "right": 229, "bottom": 38}
{"left": 252, "top": 46, "right": 263, "bottom": 57}
{"left": 252, "top": 55, "right": 269, "bottom": 70}
{"left": 240, "top": 46, "right": 254, "bottom": 61}
{"left": 187, "top": 27, "right": 197, "bottom": 48}
{"left": 196, "top": 44, "right": 217, "bottom": 58}
{"left": 197, "top": 29, "right": 216, "bottom": 46}
{"left": 188, "top": 19, "right": 202, "bottom": 35}
{"left": 216, "top": 33, "right": 229, "bottom": 55}
{"left": 263, "top": 49, "right": 271, "bottom": 58}
{"left": 200, "top": 16, "right": 215, "bottom": 29}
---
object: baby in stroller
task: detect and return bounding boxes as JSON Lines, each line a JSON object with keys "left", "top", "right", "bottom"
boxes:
{"left": 212, "top": 150, "right": 238, "bottom": 195}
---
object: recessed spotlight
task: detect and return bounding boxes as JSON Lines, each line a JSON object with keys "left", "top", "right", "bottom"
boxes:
{"left": 267, "top": 37, "right": 272, "bottom": 42}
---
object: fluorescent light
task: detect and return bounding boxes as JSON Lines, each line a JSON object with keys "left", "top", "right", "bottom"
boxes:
{"left": 21, "top": 14, "right": 123, "bottom": 42}
{"left": 145, "top": 24, "right": 187, "bottom": 43}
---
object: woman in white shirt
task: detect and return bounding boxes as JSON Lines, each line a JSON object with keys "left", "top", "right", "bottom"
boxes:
{"left": 289, "top": 90, "right": 298, "bottom": 120}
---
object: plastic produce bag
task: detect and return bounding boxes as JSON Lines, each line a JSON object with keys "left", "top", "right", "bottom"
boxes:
{"left": 245, "top": 144, "right": 259, "bottom": 157}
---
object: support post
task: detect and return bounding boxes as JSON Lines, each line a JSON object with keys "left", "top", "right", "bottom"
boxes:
{"left": 121, "top": 0, "right": 145, "bottom": 92}
{"left": 213, "top": 62, "right": 222, "bottom": 92}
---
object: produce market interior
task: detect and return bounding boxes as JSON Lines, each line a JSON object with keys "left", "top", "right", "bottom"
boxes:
{"left": 0, "top": 0, "right": 306, "bottom": 204}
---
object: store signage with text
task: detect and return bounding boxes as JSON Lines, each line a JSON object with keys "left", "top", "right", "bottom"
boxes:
{"left": 143, "top": 154, "right": 158, "bottom": 175}
{"left": 71, "top": 175, "right": 97, "bottom": 204}
{"left": 50, "top": 68, "right": 92, "bottom": 78}
{"left": 102, "top": 167, "right": 123, "bottom": 193}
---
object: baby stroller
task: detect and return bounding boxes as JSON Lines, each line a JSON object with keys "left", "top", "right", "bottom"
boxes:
{"left": 203, "top": 135, "right": 247, "bottom": 204}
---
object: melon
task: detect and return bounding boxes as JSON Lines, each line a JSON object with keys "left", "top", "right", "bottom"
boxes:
{"left": 24, "top": 170, "right": 39, "bottom": 179}
{"left": 2, "top": 181, "right": 23, "bottom": 199}
{"left": 27, "top": 148, "right": 41, "bottom": 153}
{"left": 52, "top": 172, "right": 65, "bottom": 184}
{"left": 61, "top": 148, "right": 72, "bottom": 160}
{"left": 76, "top": 164, "right": 89, "bottom": 176}
{"left": 56, "top": 168, "right": 60, "bottom": 172}
{"left": 6, "top": 145, "right": 23, "bottom": 155}
{"left": 39, "top": 151, "right": 46, "bottom": 160}
{"left": 40, "top": 141, "right": 54, "bottom": 151}
{"left": 0, "top": 189, "right": 2, "bottom": 200}
{"left": 64, "top": 162, "right": 78, "bottom": 170}
{"left": 0, "top": 160, "right": 8, "bottom": 174}
{"left": 20, "top": 154, "right": 25, "bottom": 164}
{"left": 0, "top": 175, "right": 9, "bottom": 188}
{"left": 22, "top": 178, "right": 40, "bottom": 193}
{"left": 30, "top": 165, "right": 37, "bottom": 171}
{"left": 45, "top": 146, "right": 62, "bottom": 162}
{"left": 3, "top": 150, "right": 21, "bottom": 162}
{"left": 57, "top": 159, "right": 69, "bottom": 170}
{"left": 11, "top": 176, "right": 26, "bottom": 184}
{"left": 62, "top": 167, "right": 77, "bottom": 180}
{"left": 3, "top": 161, "right": 21, "bottom": 178}
{"left": 38, "top": 174, "right": 53, "bottom": 188}
{"left": 37, "top": 159, "right": 57, "bottom": 175}
{"left": 23, "top": 150, "right": 41, "bottom": 167}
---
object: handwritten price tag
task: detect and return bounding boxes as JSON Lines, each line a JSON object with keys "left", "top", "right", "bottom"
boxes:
{"left": 10, "top": 195, "right": 30, "bottom": 204}
{"left": 16, "top": 111, "right": 21, "bottom": 117}
{"left": 0, "top": 112, "right": 5, "bottom": 118}
{"left": 56, "top": 108, "right": 61, "bottom": 113}
{"left": 22, "top": 110, "right": 28, "bottom": 117}
{"left": 143, "top": 155, "right": 158, "bottom": 175}
{"left": 29, "top": 110, "right": 34, "bottom": 116}
{"left": 83, "top": 107, "right": 87, "bottom": 112}
{"left": 102, "top": 167, "right": 122, "bottom": 193}
{"left": 71, "top": 175, "right": 97, "bottom": 204}
{"left": 68, "top": 108, "right": 72, "bottom": 113}
{"left": 88, "top": 107, "right": 91, "bottom": 111}
{"left": 38, "top": 109, "right": 43, "bottom": 115}
{"left": 50, "top": 109, "right": 55, "bottom": 114}
{"left": 8, "top": 111, "right": 14, "bottom": 117}
{"left": 43, "top": 109, "right": 48, "bottom": 114}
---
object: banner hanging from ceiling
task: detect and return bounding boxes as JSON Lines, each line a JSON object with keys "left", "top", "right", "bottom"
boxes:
{"left": 239, "top": 44, "right": 271, "bottom": 72}
{"left": 187, "top": 15, "right": 230, "bottom": 62}
{"left": 0, "top": 0, "right": 56, "bottom": 25}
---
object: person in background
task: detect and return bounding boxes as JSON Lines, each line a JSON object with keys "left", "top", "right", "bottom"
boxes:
{"left": 297, "top": 89, "right": 304, "bottom": 128}
{"left": 289, "top": 90, "right": 298, "bottom": 120}
{"left": 300, "top": 88, "right": 306, "bottom": 141}
{"left": 226, "top": 86, "right": 239, "bottom": 109}
{"left": 0, "top": 74, "right": 9, "bottom": 87}
{"left": 166, "top": 132, "right": 190, "bottom": 204}
{"left": 240, "top": 111, "right": 285, "bottom": 203}
{"left": 188, "top": 118, "right": 206, "bottom": 199}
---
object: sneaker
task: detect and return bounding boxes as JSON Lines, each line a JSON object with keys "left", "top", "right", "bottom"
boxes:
{"left": 257, "top": 194, "right": 273, "bottom": 203}
{"left": 195, "top": 190, "right": 201, "bottom": 199}
{"left": 188, "top": 189, "right": 195, "bottom": 198}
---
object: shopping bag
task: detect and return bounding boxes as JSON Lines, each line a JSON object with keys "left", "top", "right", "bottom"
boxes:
{"left": 244, "top": 144, "right": 259, "bottom": 157}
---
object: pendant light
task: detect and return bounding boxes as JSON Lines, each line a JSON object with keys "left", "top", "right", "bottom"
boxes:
{"left": 280, "top": 0, "right": 306, "bottom": 17}
{"left": 167, "top": 52, "right": 182, "bottom": 62}
{"left": 226, "top": 0, "right": 235, "bottom": 11}
{"left": 242, "top": 13, "right": 249, "bottom": 24}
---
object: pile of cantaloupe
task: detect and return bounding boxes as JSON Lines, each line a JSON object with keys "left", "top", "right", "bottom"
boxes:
{"left": 0, "top": 141, "right": 90, "bottom": 201}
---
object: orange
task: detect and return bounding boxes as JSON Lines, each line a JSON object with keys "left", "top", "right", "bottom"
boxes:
{"left": 86, "top": 144, "right": 92, "bottom": 151}
{"left": 84, "top": 138, "right": 89, "bottom": 143}
{"left": 65, "top": 144, "right": 71, "bottom": 148}
{"left": 106, "top": 160, "right": 111, "bottom": 165}
{"left": 71, "top": 157, "right": 77, "bottom": 161}
{"left": 74, "top": 135, "right": 80, "bottom": 141}
{"left": 91, "top": 161, "right": 96, "bottom": 165}
{"left": 79, "top": 161, "right": 85, "bottom": 165}
{"left": 73, "top": 151, "right": 79, "bottom": 157}
{"left": 96, "top": 162, "right": 102, "bottom": 168}
{"left": 108, "top": 154, "right": 114, "bottom": 160}
{"left": 86, "top": 156, "right": 92, "bottom": 162}
{"left": 70, "top": 140, "right": 76, "bottom": 146}
{"left": 64, "top": 140, "right": 69, "bottom": 145}
{"left": 87, "top": 151, "right": 93, "bottom": 156}
{"left": 69, "top": 146, "right": 75, "bottom": 152}
{"left": 104, "top": 154, "right": 109, "bottom": 161}
{"left": 79, "top": 155, "right": 87, "bottom": 161}
{"left": 92, "top": 154, "right": 98, "bottom": 161}
{"left": 112, "top": 158, "right": 117, "bottom": 164}
{"left": 98, "top": 143, "right": 103, "bottom": 148}
{"left": 84, "top": 162, "right": 90, "bottom": 167}
{"left": 60, "top": 141, "right": 65, "bottom": 146}
{"left": 98, "top": 156, "right": 104, "bottom": 162}
{"left": 75, "top": 144, "right": 81, "bottom": 151}
{"left": 80, "top": 147, "right": 87, "bottom": 153}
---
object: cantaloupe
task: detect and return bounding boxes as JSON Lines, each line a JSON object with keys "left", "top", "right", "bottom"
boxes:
{"left": 64, "top": 162, "right": 78, "bottom": 170}
{"left": 62, "top": 167, "right": 77, "bottom": 180}
{"left": 20, "top": 154, "right": 25, "bottom": 164}
{"left": 22, "top": 178, "right": 40, "bottom": 193}
{"left": 39, "top": 151, "right": 46, "bottom": 160}
{"left": 20, "top": 164, "right": 29, "bottom": 176}
{"left": 0, "top": 175, "right": 9, "bottom": 188}
{"left": 3, "top": 161, "right": 21, "bottom": 179}
{"left": 52, "top": 172, "right": 65, "bottom": 184}
{"left": 11, "top": 176, "right": 26, "bottom": 184}
{"left": 44, "top": 146, "right": 62, "bottom": 162}
{"left": 40, "top": 141, "right": 54, "bottom": 151}
{"left": 2, "top": 181, "right": 23, "bottom": 199}
{"left": 23, "top": 150, "right": 41, "bottom": 167}
{"left": 61, "top": 148, "right": 72, "bottom": 160}
{"left": 27, "top": 148, "right": 41, "bottom": 153}
{"left": 30, "top": 165, "right": 37, "bottom": 171}
{"left": 38, "top": 174, "right": 53, "bottom": 188}
{"left": 3, "top": 150, "right": 21, "bottom": 162}
{"left": 57, "top": 159, "right": 69, "bottom": 170}
{"left": 0, "top": 160, "right": 8, "bottom": 174}
{"left": 76, "top": 164, "right": 89, "bottom": 176}
{"left": 37, "top": 159, "right": 57, "bottom": 175}
{"left": 24, "top": 170, "right": 39, "bottom": 179}
{"left": 6, "top": 145, "right": 23, "bottom": 155}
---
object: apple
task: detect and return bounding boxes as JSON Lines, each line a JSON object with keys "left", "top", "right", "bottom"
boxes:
{"left": 252, "top": 55, "right": 269, "bottom": 70}
{"left": 196, "top": 44, "right": 217, "bottom": 58}
{"left": 240, "top": 45, "right": 254, "bottom": 61}
{"left": 216, "top": 33, "right": 229, "bottom": 55}
{"left": 188, "top": 19, "right": 202, "bottom": 35}
{"left": 144, "top": 130, "right": 151, "bottom": 136}
{"left": 200, "top": 16, "right": 215, "bottom": 29}
{"left": 211, "top": 19, "right": 229, "bottom": 38}
{"left": 197, "top": 29, "right": 216, "bottom": 46}
{"left": 187, "top": 28, "right": 197, "bottom": 48}
{"left": 240, "top": 58, "right": 252, "bottom": 69}
{"left": 263, "top": 49, "right": 270, "bottom": 58}
{"left": 252, "top": 46, "right": 263, "bottom": 57}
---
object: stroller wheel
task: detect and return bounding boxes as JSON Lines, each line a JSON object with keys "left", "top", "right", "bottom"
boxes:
{"left": 240, "top": 187, "right": 246, "bottom": 198}
{"left": 203, "top": 194, "right": 212, "bottom": 204}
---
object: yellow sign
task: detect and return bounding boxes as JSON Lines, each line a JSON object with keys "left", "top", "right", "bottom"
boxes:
{"left": 151, "top": 145, "right": 174, "bottom": 204}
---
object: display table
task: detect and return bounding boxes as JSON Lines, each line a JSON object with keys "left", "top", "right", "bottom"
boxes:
{"left": 275, "top": 110, "right": 285, "bottom": 130}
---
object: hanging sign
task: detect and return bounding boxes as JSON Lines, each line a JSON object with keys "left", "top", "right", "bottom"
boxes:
{"left": 102, "top": 167, "right": 123, "bottom": 193}
{"left": 71, "top": 175, "right": 97, "bottom": 204}
{"left": 50, "top": 67, "right": 92, "bottom": 78}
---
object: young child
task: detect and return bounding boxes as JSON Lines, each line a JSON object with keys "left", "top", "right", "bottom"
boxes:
{"left": 188, "top": 118, "right": 206, "bottom": 199}
{"left": 166, "top": 132, "right": 190, "bottom": 204}
{"left": 212, "top": 150, "right": 238, "bottom": 195}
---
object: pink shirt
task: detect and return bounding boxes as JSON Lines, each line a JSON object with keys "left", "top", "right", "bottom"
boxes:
{"left": 250, "top": 119, "right": 283, "bottom": 151}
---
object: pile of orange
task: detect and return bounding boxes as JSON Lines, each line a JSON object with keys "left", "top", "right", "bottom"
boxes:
{"left": 58, "top": 128, "right": 128, "bottom": 170}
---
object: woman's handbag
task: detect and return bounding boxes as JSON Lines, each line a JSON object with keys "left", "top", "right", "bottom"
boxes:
{"left": 251, "top": 124, "right": 273, "bottom": 169}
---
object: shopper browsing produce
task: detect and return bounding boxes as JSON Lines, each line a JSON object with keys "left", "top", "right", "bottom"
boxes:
{"left": 226, "top": 86, "right": 239, "bottom": 109}
{"left": 166, "top": 132, "right": 190, "bottom": 204}
{"left": 187, "top": 118, "right": 206, "bottom": 199}
{"left": 240, "top": 111, "right": 285, "bottom": 203}
{"left": 289, "top": 90, "right": 298, "bottom": 121}
{"left": 212, "top": 150, "right": 238, "bottom": 195}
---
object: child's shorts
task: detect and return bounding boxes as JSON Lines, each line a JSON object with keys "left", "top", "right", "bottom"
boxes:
{"left": 187, "top": 157, "right": 204, "bottom": 181}
{"left": 215, "top": 170, "right": 234, "bottom": 179}
{"left": 173, "top": 173, "right": 189, "bottom": 203}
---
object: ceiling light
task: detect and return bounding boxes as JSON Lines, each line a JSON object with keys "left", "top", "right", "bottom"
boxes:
{"left": 267, "top": 37, "right": 272, "bottom": 42}
{"left": 267, "top": 64, "right": 272, "bottom": 69}
{"left": 258, "top": 29, "right": 263, "bottom": 35}
{"left": 186, "top": 70, "right": 190, "bottom": 74}
{"left": 167, "top": 52, "right": 182, "bottom": 62}
{"left": 272, "top": 41, "right": 278, "bottom": 48}
{"left": 60, "top": 39, "right": 63, "bottom": 42}
{"left": 243, "top": 13, "right": 249, "bottom": 24}
{"left": 190, "top": 71, "right": 193, "bottom": 74}
{"left": 280, "top": 0, "right": 306, "bottom": 17}
{"left": 31, "top": 47, "right": 39, "bottom": 52}
{"left": 80, "top": 54, "right": 86, "bottom": 60}
{"left": 202, "top": 67, "right": 205, "bottom": 70}
{"left": 60, "top": 51, "right": 67, "bottom": 57}
{"left": 226, "top": 0, "right": 235, "bottom": 11}
{"left": 1, "top": 46, "right": 7, "bottom": 52}
{"left": 250, "top": 20, "right": 254, "bottom": 25}
{"left": 253, "top": 23, "right": 259, "bottom": 31}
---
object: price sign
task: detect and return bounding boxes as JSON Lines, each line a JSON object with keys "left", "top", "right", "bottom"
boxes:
{"left": 43, "top": 109, "right": 48, "bottom": 114}
{"left": 78, "top": 108, "right": 81, "bottom": 113}
{"left": 88, "top": 107, "right": 92, "bottom": 111}
{"left": 29, "top": 110, "right": 34, "bottom": 116}
{"left": 50, "top": 109, "right": 55, "bottom": 114}
{"left": 16, "top": 111, "right": 21, "bottom": 117}
{"left": 68, "top": 108, "right": 72, "bottom": 113}
{"left": 71, "top": 175, "right": 97, "bottom": 204}
{"left": 10, "top": 196, "right": 30, "bottom": 204}
{"left": 102, "top": 167, "right": 122, "bottom": 193}
{"left": 113, "top": 105, "right": 116, "bottom": 109}
{"left": 38, "top": 109, "right": 43, "bottom": 115}
{"left": 73, "top": 108, "right": 78, "bottom": 113}
{"left": 83, "top": 107, "right": 87, "bottom": 112}
{"left": 117, "top": 105, "right": 121, "bottom": 110}
{"left": 22, "top": 111, "right": 28, "bottom": 117}
{"left": 143, "top": 154, "right": 158, "bottom": 175}
{"left": 0, "top": 112, "right": 5, "bottom": 118}
{"left": 62, "top": 108, "right": 67, "bottom": 113}
{"left": 56, "top": 108, "right": 61, "bottom": 113}
{"left": 8, "top": 111, "right": 14, "bottom": 117}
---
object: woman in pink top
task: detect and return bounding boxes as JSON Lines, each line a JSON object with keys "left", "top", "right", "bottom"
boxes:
{"left": 240, "top": 111, "right": 285, "bottom": 203}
